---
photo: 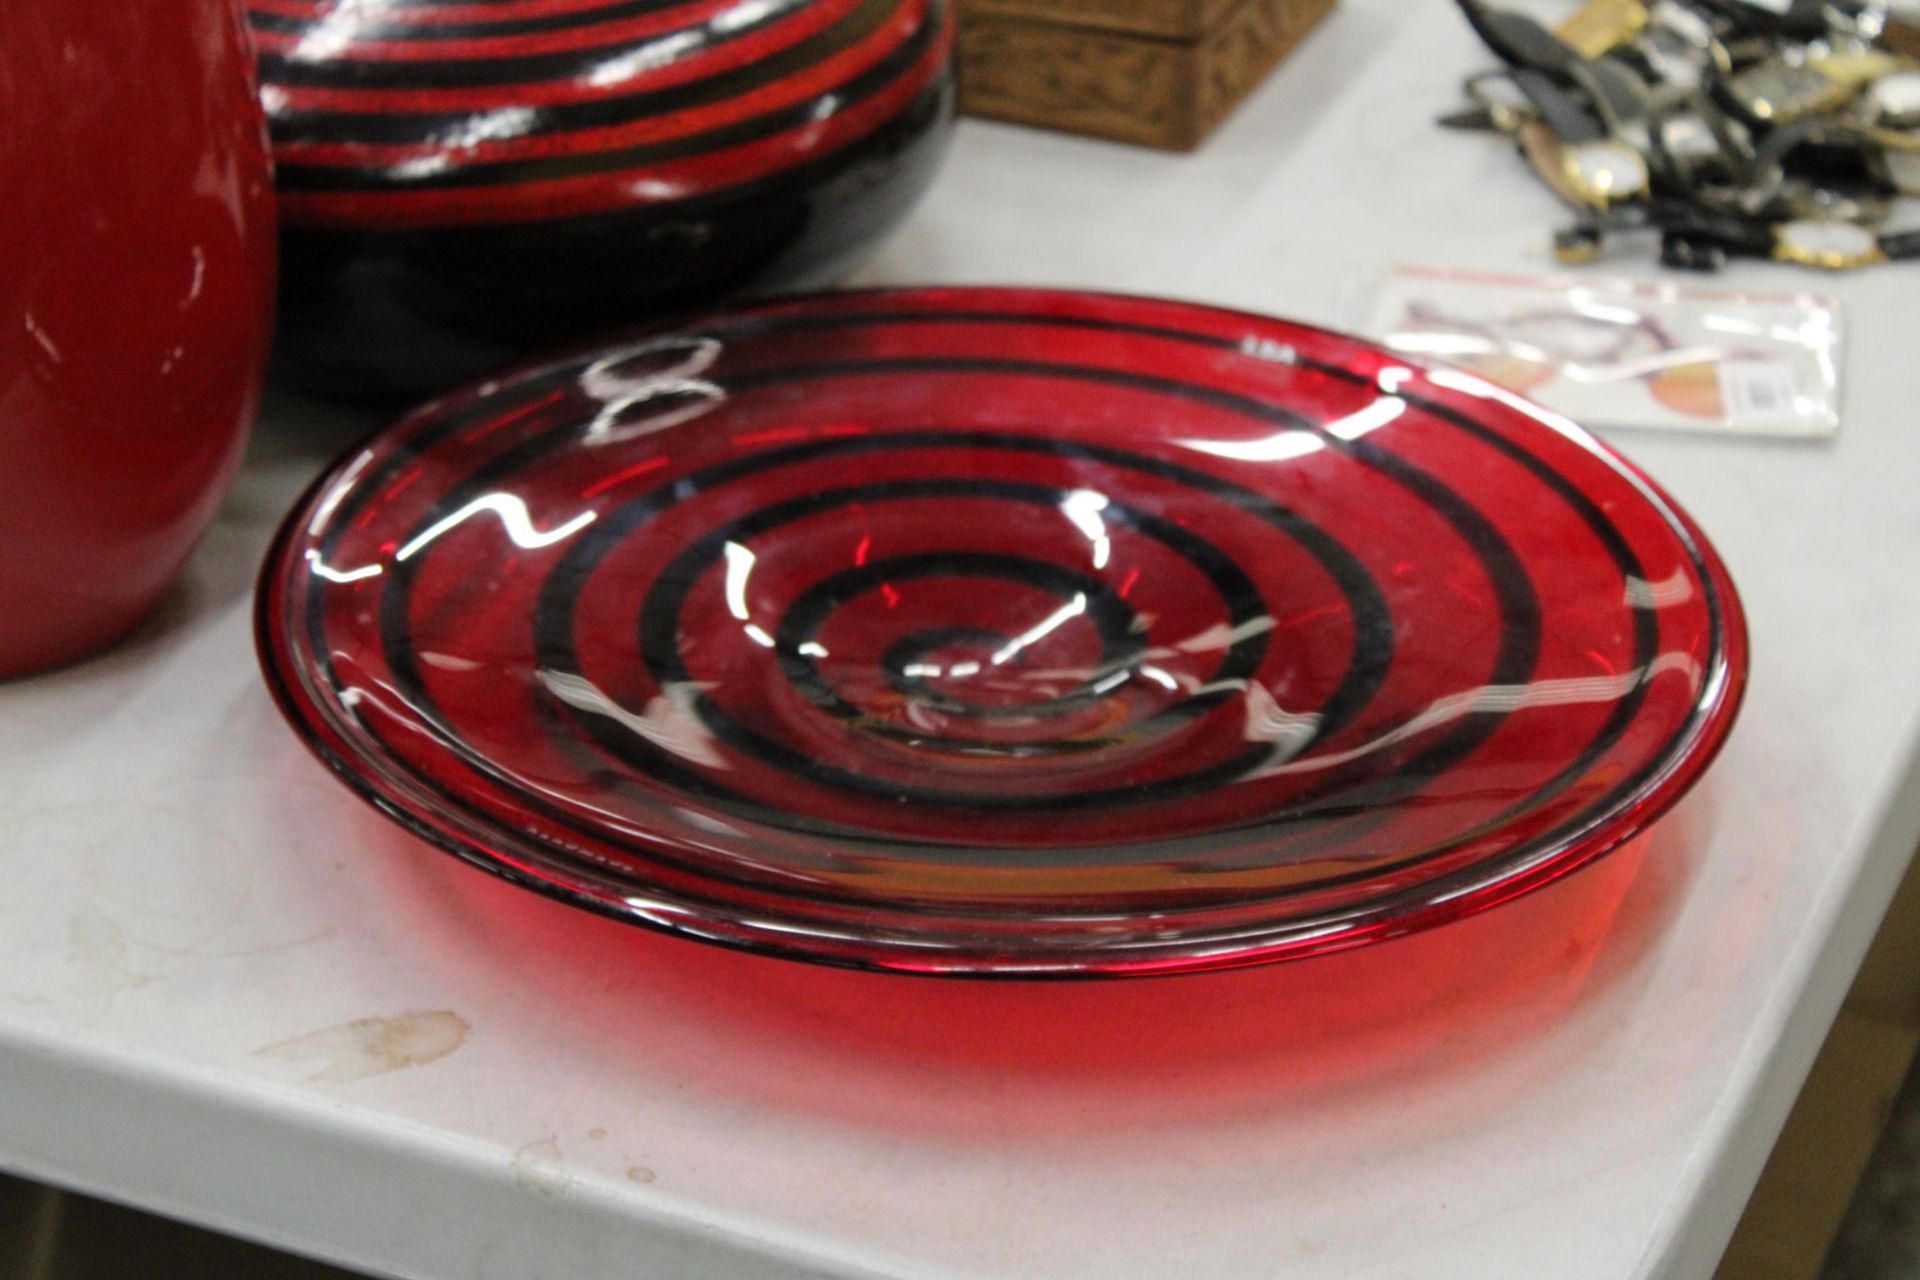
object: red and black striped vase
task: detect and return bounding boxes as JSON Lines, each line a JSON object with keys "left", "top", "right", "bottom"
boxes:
{"left": 248, "top": 0, "right": 956, "bottom": 399}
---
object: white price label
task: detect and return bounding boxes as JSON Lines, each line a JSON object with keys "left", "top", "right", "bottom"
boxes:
{"left": 1717, "top": 359, "right": 1801, "bottom": 427}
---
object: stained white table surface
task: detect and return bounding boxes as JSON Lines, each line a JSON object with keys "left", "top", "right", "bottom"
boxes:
{"left": 6, "top": 1, "right": 1920, "bottom": 1275}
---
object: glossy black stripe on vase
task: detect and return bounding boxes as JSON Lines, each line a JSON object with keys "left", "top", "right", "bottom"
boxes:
{"left": 249, "top": 0, "right": 717, "bottom": 42}
{"left": 264, "top": 0, "right": 930, "bottom": 146}
{"left": 256, "top": 0, "right": 833, "bottom": 90}
{"left": 272, "top": 3, "right": 942, "bottom": 193}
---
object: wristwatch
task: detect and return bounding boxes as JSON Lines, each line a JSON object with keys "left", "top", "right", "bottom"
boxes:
{"left": 1723, "top": 50, "right": 1907, "bottom": 125}
{"left": 1559, "top": 197, "right": 1920, "bottom": 270}
{"left": 1625, "top": 5, "right": 1730, "bottom": 92}
{"left": 1455, "top": 0, "right": 1588, "bottom": 76}
{"left": 1557, "top": 0, "right": 1650, "bottom": 60}
{"left": 1671, "top": 213, "right": 1920, "bottom": 270}
{"left": 1510, "top": 69, "right": 1653, "bottom": 207}
{"left": 1879, "top": 135, "right": 1920, "bottom": 195}
{"left": 1689, "top": 0, "right": 1871, "bottom": 40}
{"left": 1648, "top": 96, "right": 1759, "bottom": 195}
{"left": 1745, "top": 112, "right": 1920, "bottom": 200}
{"left": 1447, "top": 0, "right": 1920, "bottom": 273}
{"left": 1864, "top": 69, "right": 1920, "bottom": 127}
{"left": 1771, "top": 216, "right": 1890, "bottom": 267}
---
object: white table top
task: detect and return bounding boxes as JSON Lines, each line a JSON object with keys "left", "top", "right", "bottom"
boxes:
{"left": 6, "top": 1, "right": 1920, "bottom": 1276}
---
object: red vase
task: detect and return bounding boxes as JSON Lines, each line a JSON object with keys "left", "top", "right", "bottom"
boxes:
{"left": 0, "top": 0, "right": 277, "bottom": 678}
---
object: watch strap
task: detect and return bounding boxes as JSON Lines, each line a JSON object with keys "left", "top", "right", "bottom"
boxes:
{"left": 1438, "top": 105, "right": 1503, "bottom": 131}
{"left": 1512, "top": 67, "right": 1608, "bottom": 142}
{"left": 1881, "top": 228, "right": 1920, "bottom": 260}
{"left": 1455, "top": 0, "right": 1585, "bottom": 77}
{"left": 1578, "top": 56, "right": 1655, "bottom": 127}
{"left": 1690, "top": 0, "right": 1838, "bottom": 40}
{"left": 1614, "top": 198, "right": 1779, "bottom": 256}
{"left": 1667, "top": 205, "right": 1779, "bottom": 256}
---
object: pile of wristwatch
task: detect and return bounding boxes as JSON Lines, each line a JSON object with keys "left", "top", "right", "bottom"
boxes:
{"left": 1443, "top": 0, "right": 1920, "bottom": 270}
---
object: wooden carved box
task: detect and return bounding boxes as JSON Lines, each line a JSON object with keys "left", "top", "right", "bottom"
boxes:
{"left": 956, "top": 0, "right": 1336, "bottom": 149}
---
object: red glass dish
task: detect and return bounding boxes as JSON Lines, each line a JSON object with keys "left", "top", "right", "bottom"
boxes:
{"left": 257, "top": 288, "right": 1748, "bottom": 976}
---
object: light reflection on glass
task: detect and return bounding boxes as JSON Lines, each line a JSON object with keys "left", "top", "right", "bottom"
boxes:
{"left": 584, "top": 380, "right": 725, "bottom": 442}
{"left": 1376, "top": 365, "right": 1416, "bottom": 394}
{"left": 1182, "top": 430, "right": 1323, "bottom": 463}
{"left": 1237, "top": 335, "right": 1298, "bottom": 364}
{"left": 713, "top": 0, "right": 789, "bottom": 33}
{"left": 336, "top": 679, "right": 436, "bottom": 740}
{"left": 723, "top": 541, "right": 756, "bottom": 621}
{"left": 989, "top": 594, "right": 1088, "bottom": 667}
{"left": 1324, "top": 395, "right": 1406, "bottom": 441}
{"left": 582, "top": 336, "right": 721, "bottom": 399}
{"left": 390, "top": 107, "right": 542, "bottom": 178}
{"left": 305, "top": 449, "right": 380, "bottom": 536}
{"left": 305, "top": 548, "right": 382, "bottom": 584}
{"left": 586, "top": 30, "right": 705, "bottom": 87}
{"left": 396, "top": 493, "right": 595, "bottom": 562}
{"left": 1623, "top": 569, "right": 1695, "bottom": 608}
{"left": 540, "top": 670, "right": 729, "bottom": 768}
{"left": 1247, "top": 654, "right": 1700, "bottom": 781}
{"left": 290, "top": 4, "right": 377, "bottom": 62}
{"left": 1159, "top": 616, "right": 1276, "bottom": 655}
{"left": 1058, "top": 489, "right": 1111, "bottom": 569}
{"left": 1242, "top": 682, "right": 1322, "bottom": 759}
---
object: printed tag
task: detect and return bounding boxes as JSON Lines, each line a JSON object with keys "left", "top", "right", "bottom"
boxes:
{"left": 1717, "top": 359, "right": 1802, "bottom": 428}
{"left": 1368, "top": 266, "right": 1842, "bottom": 439}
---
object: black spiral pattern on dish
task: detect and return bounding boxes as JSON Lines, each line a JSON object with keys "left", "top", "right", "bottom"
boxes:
{"left": 364, "top": 334, "right": 1621, "bottom": 858}
{"left": 263, "top": 294, "right": 1740, "bottom": 972}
